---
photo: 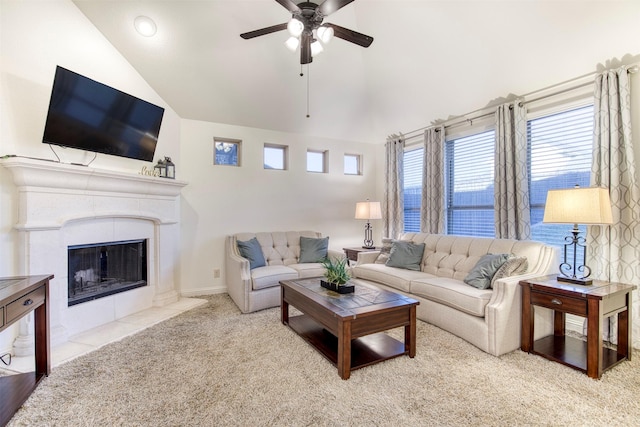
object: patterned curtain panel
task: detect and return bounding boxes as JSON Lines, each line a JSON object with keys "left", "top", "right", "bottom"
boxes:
{"left": 494, "top": 101, "right": 531, "bottom": 239}
{"left": 588, "top": 66, "right": 640, "bottom": 349}
{"left": 421, "top": 127, "right": 445, "bottom": 234}
{"left": 383, "top": 134, "right": 405, "bottom": 239}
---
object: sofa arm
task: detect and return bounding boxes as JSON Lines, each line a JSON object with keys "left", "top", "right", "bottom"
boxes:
{"left": 355, "top": 250, "right": 380, "bottom": 266}
{"left": 485, "top": 272, "right": 554, "bottom": 356}
{"left": 225, "top": 235, "right": 253, "bottom": 313}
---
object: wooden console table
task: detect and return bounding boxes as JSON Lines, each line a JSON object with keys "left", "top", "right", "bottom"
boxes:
{"left": 0, "top": 274, "right": 52, "bottom": 426}
{"left": 520, "top": 275, "right": 635, "bottom": 379}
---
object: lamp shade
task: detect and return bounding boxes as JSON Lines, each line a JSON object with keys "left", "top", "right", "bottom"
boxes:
{"left": 542, "top": 187, "right": 613, "bottom": 225}
{"left": 355, "top": 201, "right": 382, "bottom": 220}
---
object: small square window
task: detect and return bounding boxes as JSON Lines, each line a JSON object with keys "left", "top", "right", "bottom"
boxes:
{"left": 307, "top": 150, "right": 327, "bottom": 173}
{"left": 264, "top": 143, "right": 287, "bottom": 170}
{"left": 344, "top": 154, "right": 361, "bottom": 175}
{"left": 214, "top": 138, "right": 241, "bottom": 166}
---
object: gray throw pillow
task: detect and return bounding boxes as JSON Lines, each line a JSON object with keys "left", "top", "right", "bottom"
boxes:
{"left": 237, "top": 237, "right": 266, "bottom": 270}
{"left": 490, "top": 256, "right": 528, "bottom": 288}
{"left": 464, "top": 253, "right": 510, "bottom": 290}
{"left": 385, "top": 241, "right": 425, "bottom": 271}
{"left": 299, "top": 236, "right": 329, "bottom": 263}
{"left": 374, "top": 238, "right": 394, "bottom": 264}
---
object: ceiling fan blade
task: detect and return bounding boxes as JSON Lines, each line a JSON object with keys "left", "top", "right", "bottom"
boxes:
{"left": 276, "top": 0, "right": 301, "bottom": 14}
{"left": 240, "top": 23, "right": 288, "bottom": 39}
{"left": 324, "top": 23, "right": 374, "bottom": 47}
{"left": 300, "top": 32, "right": 312, "bottom": 64}
{"left": 318, "top": 0, "right": 356, "bottom": 16}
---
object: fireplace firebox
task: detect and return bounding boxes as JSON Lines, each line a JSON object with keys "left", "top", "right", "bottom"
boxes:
{"left": 67, "top": 239, "right": 148, "bottom": 306}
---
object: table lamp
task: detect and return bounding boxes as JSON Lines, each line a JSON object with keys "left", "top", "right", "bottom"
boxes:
{"left": 355, "top": 200, "right": 382, "bottom": 249}
{"left": 542, "top": 185, "right": 613, "bottom": 285}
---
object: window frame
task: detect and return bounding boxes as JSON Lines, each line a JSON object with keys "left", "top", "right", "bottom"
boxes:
{"left": 213, "top": 137, "right": 241, "bottom": 167}
{"left": 263, "top": 143, "right": 288, "bottom": 171}
{"left": 344, "top": 153, "right": 362, "bottom": 175}
{"left": 306, "top": 149, "right": 328, "bottom": 173}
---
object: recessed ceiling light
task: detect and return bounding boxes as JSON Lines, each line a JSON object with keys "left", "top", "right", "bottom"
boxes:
{"left": 134, "top": 16, "right": 157, "bottom": 37}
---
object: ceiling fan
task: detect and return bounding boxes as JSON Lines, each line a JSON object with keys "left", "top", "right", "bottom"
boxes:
{"left": 240, "top": 0, "right": 374, "bottom": 65}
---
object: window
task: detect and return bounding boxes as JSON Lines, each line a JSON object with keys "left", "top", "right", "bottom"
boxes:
{"left": 307, "top": 150, "right": 327, "bottom": 173}
{"left": 446, "top": 130, "right": 496, "bottom": 237}
{"left": 403, "top": 147, "right": 423, "bottom": 232}
{"left": 528, "top": 104, "right": 594, "bottom": 247}
{"left": 214, "top": 138, "right": 241, "bottom": 166}
{"left": 344, "top": 154, "right": 361, "bottom": 175}
{"left": 264, "top": 144, "right": 287, "bottom": 170}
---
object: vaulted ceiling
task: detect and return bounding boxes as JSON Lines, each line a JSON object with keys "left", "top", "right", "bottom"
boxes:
{"left": 72, "top": 0, "right": 640, "bottom": 143}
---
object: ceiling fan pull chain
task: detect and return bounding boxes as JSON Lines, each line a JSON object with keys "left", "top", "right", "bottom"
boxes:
{"left": 306, "top": 64, "right": 310, "bottom": 118}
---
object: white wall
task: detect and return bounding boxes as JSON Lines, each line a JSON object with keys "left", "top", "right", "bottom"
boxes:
{"left": 0, "top": 0, "right": 181, "bottom": 351}
{"left": 178, "top": 119, "right": 381, "bottom": 295}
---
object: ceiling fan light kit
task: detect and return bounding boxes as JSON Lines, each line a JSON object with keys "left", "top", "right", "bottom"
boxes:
{"left": 240, "top": 0, "right": 373, "bottom": 65}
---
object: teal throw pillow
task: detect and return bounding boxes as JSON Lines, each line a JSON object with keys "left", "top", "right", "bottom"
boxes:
{"left": 237, "top": 237, "right": 266, "bottom": 270}
{"left": 299, "top": 236, "right": 329, "bottom": 263}
{"left": 385, "top": 241, "right": 425, "bottom": 271}
{"left": 464, "top": 253, "right": 510, "bottom": 290}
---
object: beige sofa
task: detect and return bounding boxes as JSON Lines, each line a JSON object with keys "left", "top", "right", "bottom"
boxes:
{"left": 225, "top": 231, "right": 344, "bottom": 313}
{"left": 350, "top": 232, "right": 557, "bottom": 356}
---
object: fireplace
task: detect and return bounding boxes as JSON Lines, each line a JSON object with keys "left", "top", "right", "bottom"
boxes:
{"left": 68, "top": 239, "right": 148, "bottom": 306}
{"left": 1, "top": 157, "right": 187, "bottom": 352}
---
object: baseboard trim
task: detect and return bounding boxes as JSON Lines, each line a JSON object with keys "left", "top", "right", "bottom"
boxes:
{"left": 181, "top": 285, "right": 227, "bottom": 297}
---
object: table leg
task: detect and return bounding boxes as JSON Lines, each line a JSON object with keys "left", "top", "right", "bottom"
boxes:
{"left": 405, "top": 305, "right": 416, "bottom": 358}
{"left": 337, "top": 319, "right": 351, "bottom": 380}
{"left": 520, "top": 285, "right": 533, "bottom": 352}
{"left": 281, "top": 288, "right": 289, "bottom": 325}
{"left": 617, "top": 292, "right": 631, "bottom": 360}
{"left": 586, "top": 297, "right": 603, "bottom": 379}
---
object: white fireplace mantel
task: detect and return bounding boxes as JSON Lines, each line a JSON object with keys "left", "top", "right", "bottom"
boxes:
{"left": 1, "top": 157, "right": 188, "bottom": 352}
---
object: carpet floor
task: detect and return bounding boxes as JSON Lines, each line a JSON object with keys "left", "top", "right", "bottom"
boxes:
{"left": 7, "top": 294, "right": 640, "bottom": 426}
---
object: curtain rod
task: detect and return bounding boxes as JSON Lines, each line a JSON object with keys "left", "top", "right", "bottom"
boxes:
{"left": 401, "top": 63, "right": 639, "bottom": 139}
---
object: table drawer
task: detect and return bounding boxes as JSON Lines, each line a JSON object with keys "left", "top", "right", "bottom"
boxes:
{"left": 0, "top": 306, "right": 4, "bottom": 329}
{"left": 6, "top": 286, "right": 45, "bottom": 324}
{"left": 531, "top": 291, "right": 586, "bottom": 315}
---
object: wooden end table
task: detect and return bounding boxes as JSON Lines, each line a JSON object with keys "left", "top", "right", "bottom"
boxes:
{"left": 0, "top": 275, "right": 52, "bottom": 426}
{"left": 342, "top": 246, "right": 379, "bottom": 263}
{"left": 280, "top": 278, "right": 418, "bottom": 380}
{"left": 520, "top": 275, "right": 636, "bottom": 379}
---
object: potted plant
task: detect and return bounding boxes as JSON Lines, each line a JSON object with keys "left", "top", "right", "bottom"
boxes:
{"left": 320, "top": 256, "right": 354, "bottom": 294}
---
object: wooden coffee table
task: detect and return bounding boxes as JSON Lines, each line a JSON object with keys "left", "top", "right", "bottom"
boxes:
{"left": 280, "top": 278, "right": 419, "bottom": 380}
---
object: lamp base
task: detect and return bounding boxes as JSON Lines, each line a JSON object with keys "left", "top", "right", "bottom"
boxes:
{"left": 556, "top": 275, "right": 593, "bottom": 286}
{"left": 362, "top": 245, "right": 375, "bottom": 249}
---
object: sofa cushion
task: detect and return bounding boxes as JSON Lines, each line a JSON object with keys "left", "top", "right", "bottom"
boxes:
{"left": 237, "top": 237, "right": 266, "bottom": 270}
{"left": 288, "top": 263, "right": 327, "bottom": 278}
{"left": 351, "top": 263, "right": 432, "bottom": 293}
{"left": 490, "top": 256, "right": 528, "bottom": 288}
{"left": 386, "top": 241, "right": 425, "bottom": 271}
{"left": 411, "top": 277, "right": 493, "bottom": 317}
{"left": 251, "top": 265, "right": 298, "bottom": 290}
{"left": 374, "top": 238, "right": 394, "bottom": 264}
{"left": 299, "top": 236, "right": 329, "bottom": 263}
{"left": 464, "top": 253, "right": 510, "bottom": 289}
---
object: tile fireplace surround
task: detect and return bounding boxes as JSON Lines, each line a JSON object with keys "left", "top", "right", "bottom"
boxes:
{"left": 1, "top": 157, "right": 187, "bottom": 355}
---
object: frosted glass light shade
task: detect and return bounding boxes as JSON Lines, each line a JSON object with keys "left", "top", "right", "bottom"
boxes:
{"left": 317, "top": 26, "right": 334, "bottom": 44}
{"left": 355, "top": 201, "right": 382, "bottom": 220}
{"left": 287, "top": 18, "right": 304, "bottom": 37}
{"left": 543, "top": 187, "right": 613, "bottom": 225}
{"left": 310, "top": 40, "right": 323, "bottom": 56}
{"left": 285, "top": 36, "right": 300, "bottom": 52}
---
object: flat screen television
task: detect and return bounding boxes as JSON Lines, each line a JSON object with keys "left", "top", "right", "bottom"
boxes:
{"left": 42, "top": 66, "right": 164, "bottom": 162}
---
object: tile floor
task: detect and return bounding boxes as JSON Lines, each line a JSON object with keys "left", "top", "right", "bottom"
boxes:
{"left": 1, "top": 297, "right": 208, "bottom": 374}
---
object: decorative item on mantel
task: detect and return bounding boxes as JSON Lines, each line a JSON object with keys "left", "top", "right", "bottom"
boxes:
{"left": 154, "top": 156, "right": 176, "bottom": 179}
{"left": 542, "top": 185, "right": 613, "bottom": 285}
{"left": 320, "top": 256, "right": 354, "bottom": 294}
